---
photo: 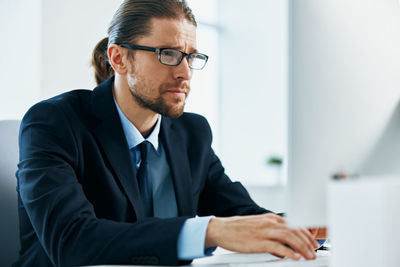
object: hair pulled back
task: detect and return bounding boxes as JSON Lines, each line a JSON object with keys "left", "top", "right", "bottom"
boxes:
{"left": 91, "top": 0, "right": 196, "bottom": 85}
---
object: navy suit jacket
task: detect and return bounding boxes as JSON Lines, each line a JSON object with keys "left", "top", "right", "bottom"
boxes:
{"left": 15, "top": 77, "right": 268, "bottom": 267}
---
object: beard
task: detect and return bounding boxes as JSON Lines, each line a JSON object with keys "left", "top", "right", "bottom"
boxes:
{"left": 128, "top": 78, "right": 190, "bottom": 118}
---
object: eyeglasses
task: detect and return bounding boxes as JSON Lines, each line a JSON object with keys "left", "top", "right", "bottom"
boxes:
{"left": 118, "top": 43, "right": 209, "bottom": 70}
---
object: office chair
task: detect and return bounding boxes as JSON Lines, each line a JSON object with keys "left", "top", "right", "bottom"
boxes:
{"left": 0, "top": 120, "right": 21, "bottom": 267}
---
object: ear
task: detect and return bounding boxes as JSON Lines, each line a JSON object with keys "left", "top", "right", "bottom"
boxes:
{"left": 108, "top": 44, "right": 129, "bottom": 75}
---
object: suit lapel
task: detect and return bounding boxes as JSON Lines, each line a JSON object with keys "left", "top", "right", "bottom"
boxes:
{"left": 160, "top": 118, "right": 195, "bottom": 216}
{"left": 91, "top": 77, "right": 144, "bottom": 219}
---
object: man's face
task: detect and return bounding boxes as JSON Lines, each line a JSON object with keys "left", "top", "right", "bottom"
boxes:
{"left": 126, "top": 18, "right": 197, "bottom": 118}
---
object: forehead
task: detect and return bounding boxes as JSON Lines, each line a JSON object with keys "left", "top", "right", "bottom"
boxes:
{"left": 139, "top": 18, "right": 197, "bottom": 50}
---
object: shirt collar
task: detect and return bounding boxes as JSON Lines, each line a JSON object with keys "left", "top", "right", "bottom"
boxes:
{"left": 113, "top": 94, "right": 161, "bottom": 152}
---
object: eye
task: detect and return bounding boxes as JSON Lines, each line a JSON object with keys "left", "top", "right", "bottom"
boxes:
{"left": 160, "top": 49, "right": 181, "bottom": 65}
{"left": 162, "top": 50, "right": 177, "bottom": 57}
{"left": 191, "top": 53, "right": 207, "bottom": 60}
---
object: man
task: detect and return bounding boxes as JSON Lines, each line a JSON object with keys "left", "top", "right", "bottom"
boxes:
{"left": 15, "top": 1, "right": 321, "bottom": 266}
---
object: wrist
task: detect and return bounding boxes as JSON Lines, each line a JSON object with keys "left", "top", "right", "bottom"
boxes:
{"left": 205, "top": 217, "right": 222, "bottom": 248}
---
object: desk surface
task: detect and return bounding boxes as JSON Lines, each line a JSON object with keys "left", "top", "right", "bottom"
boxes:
{"left": 91, "top": 249, "right": 330, "bottom": 267}
{"left": 191, "top": 249, "right": 330, "bottom": 266}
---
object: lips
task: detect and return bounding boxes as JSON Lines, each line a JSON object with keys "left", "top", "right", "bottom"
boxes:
{"left": 162, "top": 83, "right": 190, "bottom": 98}
{"left": 165, "top": 86, "right": 189, "bottom": 95}
{"left": 166, "top": 89, "right": 187, "bottom": 94}
{"left": 165, "top": 90, "right": 187, "bottom": 98}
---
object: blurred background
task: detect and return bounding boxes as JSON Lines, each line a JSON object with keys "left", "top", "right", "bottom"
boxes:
{"left": 0, "top": 0, "right": 289, "bottom": 212}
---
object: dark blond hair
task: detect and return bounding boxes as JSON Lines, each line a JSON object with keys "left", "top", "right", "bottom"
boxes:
{"left": 91, "top": 0, "right": 196, "bottom": 85}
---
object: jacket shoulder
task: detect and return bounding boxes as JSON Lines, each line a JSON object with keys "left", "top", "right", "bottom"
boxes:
{"left": 22, "top": 89, "right": 93, "bottom": 122}
{"left": 175, "top": 112, "right": 210, "bottom": 129}
{"left": 164, "top": 112, "right": 213, "bottom": 145}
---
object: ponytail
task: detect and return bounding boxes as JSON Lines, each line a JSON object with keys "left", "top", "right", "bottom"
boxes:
{"left": 91, "top": 37, "right": 114, "bottom": 85}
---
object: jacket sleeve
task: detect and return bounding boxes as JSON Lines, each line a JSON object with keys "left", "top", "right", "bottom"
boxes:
{"left": 17, "top": 101, "right": 189, "bottom": 267}
{"left": 194, "top": 117, "right": 271, "bottom": 217}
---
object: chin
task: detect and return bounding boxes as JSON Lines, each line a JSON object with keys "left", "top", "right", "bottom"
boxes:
{"left": 166, "top": 109, "right": 184, "bottom": 118}
{"left": 164, "top": 105, "right": 185, "bottom": 118}
{"left": 167, "top": 113, "right": 183, "bottom": 119}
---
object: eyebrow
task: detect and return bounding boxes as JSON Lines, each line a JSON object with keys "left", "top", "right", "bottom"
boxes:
{"left": 158, "top": 45, "right": 199, "bottom": 53}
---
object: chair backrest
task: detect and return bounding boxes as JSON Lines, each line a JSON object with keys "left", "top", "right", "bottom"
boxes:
{"left": 0, "top": 120, "right": 21, "bottom": 267}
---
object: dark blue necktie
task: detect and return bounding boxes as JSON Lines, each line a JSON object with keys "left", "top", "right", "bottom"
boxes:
{"left": 136, "top": 141, "right": 153, "bottom": 217}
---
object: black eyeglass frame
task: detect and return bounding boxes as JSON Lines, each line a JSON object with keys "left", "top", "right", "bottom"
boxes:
{"left": 118, "top": 43, "right": 209, "bottom": 70}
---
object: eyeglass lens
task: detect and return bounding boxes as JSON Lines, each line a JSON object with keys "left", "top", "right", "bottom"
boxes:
{"left": 159, "top": 49, "right": 207, "bottom": 69}
{"left": 189, "top": 54, "right": 208, "bottom": 69}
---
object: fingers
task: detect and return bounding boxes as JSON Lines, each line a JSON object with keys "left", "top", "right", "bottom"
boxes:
{"left": 262, "top": 240, "right": 302, "bottom": 261}
{"left": 267, "top": 227, "right": 317, "bottom": 260}
{"left": 300, "top": 228, "right": 320, "bottom": 249}
{"left": 254, "top": 214, "right": 317, "bottom": 259}
{"left": 211, "top": 214, "right": 319, "bottom": 260}
{"left": 309, "top": 228, "right": 318, "bottom": 238}
{"left": 285, "top": 231, "right": 316, "bottom": 260}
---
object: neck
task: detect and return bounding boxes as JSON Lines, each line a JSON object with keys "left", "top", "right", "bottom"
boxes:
{"left": 114, "top": 75, "right": 158, "bottom": 138}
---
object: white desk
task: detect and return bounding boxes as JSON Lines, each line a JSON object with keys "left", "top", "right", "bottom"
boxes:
{"left": 92, "top": 249, "right": 330, "bottom": 267}
{"left": 191, "top": 248, "right": 330, "bottom": 266}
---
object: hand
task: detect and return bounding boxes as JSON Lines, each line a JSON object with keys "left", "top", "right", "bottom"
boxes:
{"left": 205, "top": 213, "right": 320, "bottom": 261}
{"left": 308, "top": 227, "right": 328, "bottom": 239}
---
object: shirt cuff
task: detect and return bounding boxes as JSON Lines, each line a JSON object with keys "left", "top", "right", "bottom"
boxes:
{"left": 177, "top": 216, "right": 216, "bottom": 260}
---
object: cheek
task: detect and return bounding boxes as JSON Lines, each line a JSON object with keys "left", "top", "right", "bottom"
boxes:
{"left": 126, "top": 73, "right": 137, "bottom": 89}
{"left": 145, "top": 68, "right": 170, "bottom": 89}
{"left": 128, "top": 57, "right": 172, "bottom": 92}
{"left": 135, "top": 53, "right": 161, "bottom": 74}
{"left": 131, "top": 72, "right": 160, "bottom": 97}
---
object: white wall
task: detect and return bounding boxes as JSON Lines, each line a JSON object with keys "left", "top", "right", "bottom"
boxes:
{"left": 0, "top": 0, "right": 42, "bottom": 119}
{"left": 218, "top": 0, "right": 288, "bottom": 186}
{"left": 41, "top": 0, "right": 121, "bottom": 98}
{"left": 0, "top": 0, "right": 121, "bottom": 120}
{"left": 185, "top": 0, "right": 220, "bottom": 152}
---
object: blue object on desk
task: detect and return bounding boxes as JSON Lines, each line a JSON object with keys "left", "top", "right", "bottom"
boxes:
{"left": 316, "top": 239, "right": 328, "bottom": 250}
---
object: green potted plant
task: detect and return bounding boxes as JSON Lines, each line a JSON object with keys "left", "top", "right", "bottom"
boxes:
{"left": 266, "top": 155, "right": 283, "bottom": 184}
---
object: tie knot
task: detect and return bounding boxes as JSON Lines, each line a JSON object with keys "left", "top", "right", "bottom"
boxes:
{"left": 139, "top": 141, "right": 152, "bottom": 162}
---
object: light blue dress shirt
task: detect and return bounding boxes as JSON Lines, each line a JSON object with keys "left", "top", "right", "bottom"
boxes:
{"left": 114, "top": 98, "right": 214, "bottom": 260}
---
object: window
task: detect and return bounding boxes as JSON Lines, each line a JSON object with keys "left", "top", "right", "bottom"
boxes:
{"left": 188, "top": 0, "right": 289, "bottom": 186}
{"left": 185, "top": 0, "right": 220, "bottom": 151}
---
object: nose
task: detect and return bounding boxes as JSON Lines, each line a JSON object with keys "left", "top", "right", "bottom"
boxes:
{"left": 173, "top": 56, "right": 192, "bottom": 81}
